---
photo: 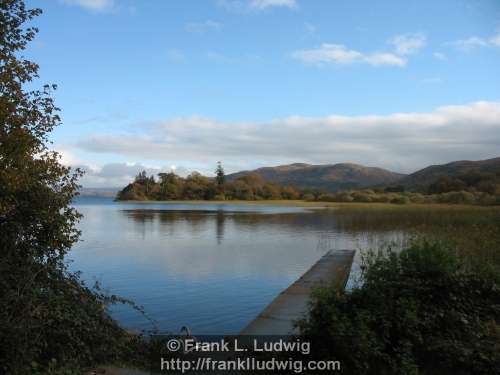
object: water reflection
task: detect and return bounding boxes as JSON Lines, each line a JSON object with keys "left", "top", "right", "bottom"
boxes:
{"left": 120, "top": 208, "right": 408, "bottom": 251}
{"left": 216, "top": 211, "right": 225, "bottom": 245}
{"left": 70, "top": 199, "right": 412, "bottom": 334}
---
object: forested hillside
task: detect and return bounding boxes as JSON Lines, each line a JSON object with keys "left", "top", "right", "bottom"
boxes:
{"left": 226, "top": 162, "right": 405, "bottom": 192}
{"left": 397, "top": 157, "right": 500, "bottom": 192}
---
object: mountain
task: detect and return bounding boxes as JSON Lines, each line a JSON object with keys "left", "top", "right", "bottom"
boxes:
{"left": 79, "top": 187, "right": 120, "bottom": 197}
{"left": 398, "top": 156, "right": 500, "bottom": 191}
{"left": 227, "top": 163, "right": 405, "bottom": 192}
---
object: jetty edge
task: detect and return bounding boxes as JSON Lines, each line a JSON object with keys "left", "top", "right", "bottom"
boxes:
{"left": 240, "top": 249, "right": 355, "bottom": 336}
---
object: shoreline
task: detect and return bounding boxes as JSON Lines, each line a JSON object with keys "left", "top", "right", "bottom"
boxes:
{"left": 112, "top": 199, "right": 498, "bottom": 210}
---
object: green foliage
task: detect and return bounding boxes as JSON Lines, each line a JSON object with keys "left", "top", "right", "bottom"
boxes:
{"left": 330, "top": 204, "right": 500, "bottom": 274}
{"left": 390, "top": 195, "right": 410, "bottom": 204}
{"left": 0, "top": 2, "right": 147, "bottom": 373}
{"left": 314, "top": 189, "right": 499, "bottom": 206}
{"left": 117, "top": 170, "right": 303, "bottom": 201}
{"left": 309, "top": 169, "right": 500, "bottom": 206}
{"left": 298, "top": 240, "right": 500, "bottom": 375}
{"left": 120, "top": 169, "right": 500, "bottom": 205}
{"left": 215, "top": 161, "right": 225, "bottom": 187}
{"left": 428, "top": 171, "right": 500, "bottom": 195}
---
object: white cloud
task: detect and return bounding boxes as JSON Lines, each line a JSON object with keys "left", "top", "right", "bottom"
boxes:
{"left": 185, "top": 20, "right": 223, "bottom": 34}
{"left": 57, "top": 148, "right": 80, "bottom": 167}
{"left": 292, "top": 43, "right": 406, "bottom": 67}
{"left": 62, "top": 0, "right": 114, "bottom": 12}
{"left": 389, "top": 33, "right": 426, "bottom": 55}
{"left": 74, "top": 162, "right": 194, "bottom": 188}
{"left": 363, "top": 52, "right": 407, "bottom": 66}
{"left": 217, "top": 0, "right": 297, "bottom": 12}
{"left": 452, "top": 31, "right": 500, "bottom": 51}
{"left": 453, "top": 36, "right": 489, "bottom": 51}
{"left": 488, "top": 32, "right": 500, "bottom": 47}
{"left": 249, "top": 0, "right": 297, "bottom": 9}
{"left": 75, "top": 101, "right": 500, "bottom": 176}
{"left": 79, "top": 163, "right": 160, "bottom": 188}
{"left": 293, "top": 32, "right": 428, "bottom": 68}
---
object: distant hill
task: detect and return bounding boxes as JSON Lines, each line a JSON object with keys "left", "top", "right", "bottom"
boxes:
{"left": 398, "top": 157, "right": 500, "bottom": 191}
{"left": 227, "top": 163, "right": 405, "bottom": 192}
{"left": 79, "top": 187, "right": 120, "bottom": 197}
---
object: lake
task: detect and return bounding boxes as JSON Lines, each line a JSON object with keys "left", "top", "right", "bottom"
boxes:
{"left": 70, "top": 197, "right": 407, "bottom": 334}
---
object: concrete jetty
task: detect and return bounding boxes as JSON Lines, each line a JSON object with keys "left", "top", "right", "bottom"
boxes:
{"left": 240, "top": 249, "right": 355, "bottom": 336}
{"left": 84, "top": 250, "right": 355, "bottom": 374}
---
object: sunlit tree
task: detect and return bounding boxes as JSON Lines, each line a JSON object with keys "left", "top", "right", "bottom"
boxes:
{"left": 215, "top": 161, "right": 225, "bottom": 188}
{"left": 0, "top": 2, "right": 139, "bottom": 373}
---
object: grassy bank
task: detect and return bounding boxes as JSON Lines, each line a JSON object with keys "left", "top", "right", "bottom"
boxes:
{"left": 330, "top": 204, "right": 500, "bottom": 282}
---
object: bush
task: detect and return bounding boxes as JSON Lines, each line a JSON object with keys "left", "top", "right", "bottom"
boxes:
{"left": 434, "top": 191, "right": 477, "bottom": 204}
{"left": 281, "top": 186, "right": 300, "bottom": 200}
{"left": 372, "top": 194, "right": 391, "bottom": 203}
{"left": 352, "top": 192, "right": 374, "bottom": 202}
{"left": 408, "top": 193, "right": 425, "bottom": 204}
{"left": 298, "top": 241, "right": 500, "bottom": 375}
{"left": 336, "top": 192, "right": 355, "bottom": 202}
{"left": 476, "top": 193, "right": 497, "bottom": 206}
{"left": 116, "top": 183, "right": 148, "bottom": 201}
{"left": 390, "top": 195, "right": 410, "bottom": 204}
{"left": 302, "top": 193, "right": 315, "bottom": 201}
{"left": 316, "top": 193, "right": 337, "bottom": 202}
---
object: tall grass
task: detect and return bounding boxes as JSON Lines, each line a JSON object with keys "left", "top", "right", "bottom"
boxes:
{"left": 331, "top": 205, "right": 500, "bottom": 274}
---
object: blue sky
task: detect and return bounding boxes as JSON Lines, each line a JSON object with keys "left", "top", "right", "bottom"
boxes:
{"left": 27, "top": 0, "right": 500, "bottom": 187}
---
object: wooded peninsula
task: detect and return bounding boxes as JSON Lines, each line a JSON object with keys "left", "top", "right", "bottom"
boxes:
{"left": 116, "top": 162, "right": 500, "bottom": 205}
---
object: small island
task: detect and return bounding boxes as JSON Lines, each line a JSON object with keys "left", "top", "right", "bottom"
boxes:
{"left": 116, "top": 162, "right": 303, "bottom": 201}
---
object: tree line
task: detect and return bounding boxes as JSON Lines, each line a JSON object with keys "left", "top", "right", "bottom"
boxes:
{"left": 427, "top": 171, "right": 500, "bottom": 195}
{"left": 116, "top": 163, "right": 302, "bottom": 201}
{"left": 118, "top": 167, "right": 500, "bottom": 205}
{"left": 313, "top": 189, "right": 500, "bottom": 205}
{"left": 313, "top": 171, "right": 500, "bottom": 205}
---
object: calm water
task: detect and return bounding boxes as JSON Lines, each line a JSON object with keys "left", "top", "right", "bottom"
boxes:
{"left": 70, "top": 197, "right": 404, "bottom": 334}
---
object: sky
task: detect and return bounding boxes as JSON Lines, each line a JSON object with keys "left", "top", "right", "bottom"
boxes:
{"left": 25, "top": 0, "right": 500, "bottom": 187}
